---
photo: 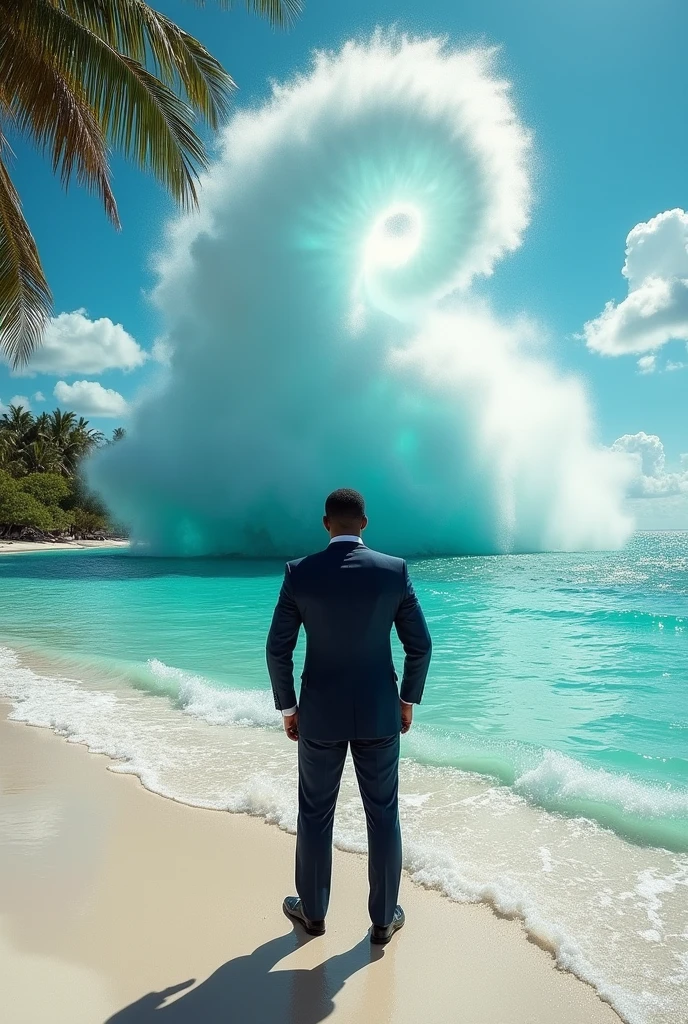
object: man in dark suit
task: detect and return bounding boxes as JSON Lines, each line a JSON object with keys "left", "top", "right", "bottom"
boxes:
{"left": 266, "top": 488, "right": 432, "bottom": 945}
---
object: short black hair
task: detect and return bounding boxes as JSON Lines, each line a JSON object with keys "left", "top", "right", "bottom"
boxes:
{"left": 325, "top": 488, "right": 365, "bottom": 520}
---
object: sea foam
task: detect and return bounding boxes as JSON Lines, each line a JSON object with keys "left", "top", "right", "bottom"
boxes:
{"left": 514, "top": 749, "right": 688, "bottom": 820}
{"left": 139, "top": 657, "right": 688, "bottom": 849}
{"left": 146, "top": 658, "right": 279, "bottom": 728}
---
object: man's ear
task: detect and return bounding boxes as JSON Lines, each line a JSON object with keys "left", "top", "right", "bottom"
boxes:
{"left": 361, "top": 515, "right": 368, "bottom": 531}
{"left": 323, "top": 515, "right": 330, "bottom": 531}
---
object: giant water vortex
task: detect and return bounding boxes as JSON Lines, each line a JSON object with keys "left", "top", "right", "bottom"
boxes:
{"left": 90, "top": 33, "right": 632, "bottom": 555}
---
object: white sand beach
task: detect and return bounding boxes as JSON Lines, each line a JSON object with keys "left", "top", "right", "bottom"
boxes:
{"left": 0, "top": 706, "right": 621, "bottom": 1024}
{"left": 0, "top": 539, "right": 129, "bottom": 555}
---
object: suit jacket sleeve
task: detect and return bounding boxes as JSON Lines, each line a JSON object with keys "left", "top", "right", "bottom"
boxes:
{"left": 394, "top": 561, "right": 432, "bottom": 705}
{"left": 266, "top": 563, "right": 302, "bottom": 711}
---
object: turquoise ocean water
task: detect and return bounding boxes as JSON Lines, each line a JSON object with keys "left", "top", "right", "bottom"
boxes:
{"left": 0, "top": 532, "right": 686, "bottom": 1023}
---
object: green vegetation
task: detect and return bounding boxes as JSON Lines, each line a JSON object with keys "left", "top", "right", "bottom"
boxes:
{"left": 0, "top": 0, "right": 300, "bottom": 366}
{"left": 0, "top": 404, "right": 121, "bottom": 539}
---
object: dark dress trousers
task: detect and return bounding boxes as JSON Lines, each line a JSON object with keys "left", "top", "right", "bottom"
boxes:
{"left": 266, "top": 540, "right": 432, "bottom": 925}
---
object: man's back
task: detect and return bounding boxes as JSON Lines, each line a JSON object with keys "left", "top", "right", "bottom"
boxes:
{"left": 267, "top": 540, "right": 431, "bottom": 740}
{"left": 268, "top": 488, "right": 431, "bottom": 940}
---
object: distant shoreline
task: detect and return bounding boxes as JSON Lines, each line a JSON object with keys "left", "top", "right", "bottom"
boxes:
{"left": 0, "top": 539, "right": 129, "bottom": 556}
{"left": 0, "top": 531, "right": 684, "bottom": 561}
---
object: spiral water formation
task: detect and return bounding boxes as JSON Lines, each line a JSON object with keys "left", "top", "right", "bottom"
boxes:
{"left": 90, "top": 33, "right": 632, "bottom": 555}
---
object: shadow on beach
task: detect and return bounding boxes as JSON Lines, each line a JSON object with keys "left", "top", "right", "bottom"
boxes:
{"left": 105, "top": 928, "right": 383, "bottom": 1024}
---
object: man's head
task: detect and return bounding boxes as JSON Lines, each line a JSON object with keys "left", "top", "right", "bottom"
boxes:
{"left": 323, "top": 488, "right": 368, "bottom": 538}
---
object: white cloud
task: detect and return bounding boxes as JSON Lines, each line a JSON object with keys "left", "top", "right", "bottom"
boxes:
{"left": 637, "top": 354, "right": 656, "bottom": 374}
{"left": 53, "top": 380, "right": 129, "bottom": 418}
{"left": 15, "top": 309, "right": 147, "bottom": 377}
{"left": 583, "top": 209, "right": 688, "bottom": 356}
{"left": 610, "top": 432, "right": 688, "bottom": 497}
{"left": 0, "top": 394, "right": 31, "bottom": 413}
{"left": 623, "top": 210, "right": 688, "bottom": 287}
{"left": 0, "top": 393, "right": 42, "bottom": 415}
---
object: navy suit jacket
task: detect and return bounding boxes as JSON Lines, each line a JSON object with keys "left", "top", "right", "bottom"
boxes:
{"left": 266, "top": 541, "right": 432, "bottom": 740}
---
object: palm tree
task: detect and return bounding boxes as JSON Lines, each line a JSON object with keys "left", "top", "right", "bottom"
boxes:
{"left": 45, "top": 409, "right": 103, "bottom": 474}
{"left": 0, "top": 403, "right": 109, "bottom": 475}
{"left": 22, "top": 436, "right": 61, "bottom": 472}
{"left": 0, "top": 402, "right": 33, "bottom": 437}
{"left": 0, "top": 0, "right": 301, "bottom": 367}
{"left": 31, "top": 410, "right": 51, "bottom": 437}
{"left": 75, "top": 415, "right": 106, "bottom": 452}
{"left": 47, "top": 407, "right": 77, "bottom": 441}
{"left": 0, "top": 402, "right": 34, "bottom": 472}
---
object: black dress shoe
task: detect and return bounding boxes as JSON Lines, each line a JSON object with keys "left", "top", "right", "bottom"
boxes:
{"left": 371, "top": 905, "right": 405, "bottom": 945}
{"left": 282, "top": 896, "right": 326, "bottom": 936}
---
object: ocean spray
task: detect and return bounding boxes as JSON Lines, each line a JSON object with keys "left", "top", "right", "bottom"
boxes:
{"left": 89, "top": 33, "right": 633, "bottom": 556}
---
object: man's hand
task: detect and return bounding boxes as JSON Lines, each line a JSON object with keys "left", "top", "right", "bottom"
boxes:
{"left": 400, "top": 701, "right": 413, "bottom": 734}
{"left": 283, "top": 710, "right": 299, "bottom": 741}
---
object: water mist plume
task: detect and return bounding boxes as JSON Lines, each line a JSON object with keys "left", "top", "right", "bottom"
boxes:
{"left": 90, "top": 33, "right": 634, "bottom": 556}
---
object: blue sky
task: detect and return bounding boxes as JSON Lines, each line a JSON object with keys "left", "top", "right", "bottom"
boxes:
{"left": 2, "top": 0, "right": 687, "bottom": 521}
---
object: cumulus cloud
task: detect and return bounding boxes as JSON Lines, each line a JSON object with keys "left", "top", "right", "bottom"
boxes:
{"left": 0, "top": 397, "right": 28, "bottom": 414}
{"left": 583, "top": 209, "right": 688, "bottom": 357}
{"left": 610, "top": 432, "right": 688, "bottom": 497}
{"left": 0, "top": 394, "right": 32, "bottom": 412}
{"left": 89, "top": 33, "right": 633, "bottom": 556}
{"left": 14, "top": 309, "right": 147, "bottom": 377}
{"left": 33, "top": 391, "right": 45, "bottom": 402}
{"left": 53, "top": 380, "right": 129, "bottom": 418}
{"left": 637, "top": 354, "right": 656, "bottom": 375}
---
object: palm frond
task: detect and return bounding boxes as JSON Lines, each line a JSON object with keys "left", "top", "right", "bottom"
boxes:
{"left": 0, "top": 0, "right": 300, "bottom": 362}
{"left": 109, "top": 54, "right": 206, "bottom": 207}
{"left": 0, "top": 18, "right": 119, "bottom": 225}
{"left": 58, "top": 0, "right": 235, "bottom": 128}
{"left": 6, "top": 0, "right": 209, "bottom": 208}
{"left": 246, "top": 0, "right": 302, "bottom": 29}
{"left": 193, "top": 0, "right": 303, "bottom": 31}
{"left": 165, "top": 24, "right": 236, "bottom": 126}
{"left": 0, "top": 152, "right": 52, "bottom": 367}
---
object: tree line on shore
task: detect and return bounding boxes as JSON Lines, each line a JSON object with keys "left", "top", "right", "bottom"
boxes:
{"left": 0, "top": 404, "right": 123, "bottom": 540}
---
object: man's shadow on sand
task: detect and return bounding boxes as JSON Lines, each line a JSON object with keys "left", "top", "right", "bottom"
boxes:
{"left": 105, "top": 927, "right": 385, "bottom": 1024}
